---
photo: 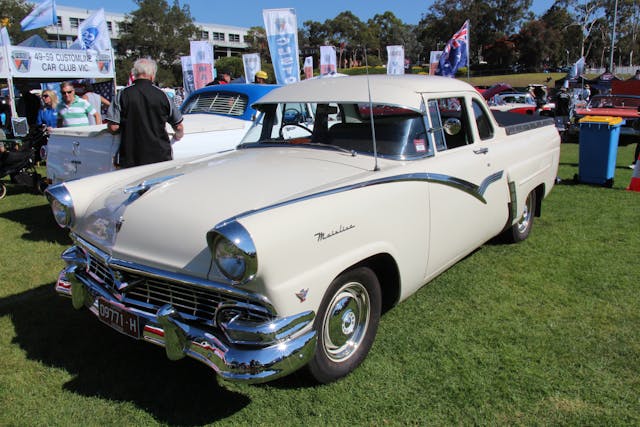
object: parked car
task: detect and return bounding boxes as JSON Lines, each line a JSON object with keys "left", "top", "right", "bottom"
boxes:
{"left": 570, "top": 94, "right": 640, "bottom": 137}
{"left": 46, "top": 75, "right": 560, "bottom": 384}
{"left": 45, "top": 84, "right": 278, "bottom": 184}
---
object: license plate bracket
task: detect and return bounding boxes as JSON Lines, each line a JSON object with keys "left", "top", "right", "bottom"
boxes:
{"left": 98, "top": 299, "right": 140, "bottom": 339}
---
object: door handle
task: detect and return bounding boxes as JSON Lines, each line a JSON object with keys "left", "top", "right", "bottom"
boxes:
{"left": 473, "top": 147, "right": 488, "bottom": 155}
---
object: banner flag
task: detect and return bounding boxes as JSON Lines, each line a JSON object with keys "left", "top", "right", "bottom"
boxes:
{"left": 303, "top": 56, "right": 313, "bottom": 79}
{"left": 0, "top": 27, "right": 11, "bottom": 78}
{"left": 569, "top": 57, "right": 585, "bottom": 78}
{"left": 3, "top": 45, "right": 114, "bottom": 78}
{"left": 20, "top": 0, "right": 57, "bottom": 31}
{"left": 181, "top": 56, "right": 195, "bottom": 95}
{"left": 320, "top": 46, "right": 337, "bottom": 75}
{"left": 429, "top": 51, "right": 442, "bottom": 75}
{"left": 242, "top": 53, "right": 260, "bottom": 84}
{"left": 436, "top": 20, "right": 469, "bottom": 78}
{"left": 70, "top": 8, "right": 111, "bottom": 53}
{"left": 263, "top": 8, "right": 300, "bottom": 85}
{"left": 190, "top": 40, "right": 214, "bottom": 90}
{"left": 386, "top": 45, "right": 405, "bottom": 75}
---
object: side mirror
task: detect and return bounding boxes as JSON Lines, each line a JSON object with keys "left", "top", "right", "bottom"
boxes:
{"left": 443, "top": 117, "right": 462, "bottom": 135}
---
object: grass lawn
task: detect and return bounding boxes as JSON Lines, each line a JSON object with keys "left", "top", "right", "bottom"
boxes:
{"left": 1, "top": 142, "right": 639, "bottom": 425}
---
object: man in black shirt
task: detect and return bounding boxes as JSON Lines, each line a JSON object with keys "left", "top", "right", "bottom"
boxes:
{"left": 105, "top": 58, "right": 184, "bottom": 168}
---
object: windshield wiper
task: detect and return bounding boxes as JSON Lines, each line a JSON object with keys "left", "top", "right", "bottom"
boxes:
{"left": 302, "top": 142, "right": 356, "bottom": 155}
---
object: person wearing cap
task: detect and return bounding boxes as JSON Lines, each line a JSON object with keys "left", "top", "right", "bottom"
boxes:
{"left": 254, "top": 70, "right": 268, "bottom": 84}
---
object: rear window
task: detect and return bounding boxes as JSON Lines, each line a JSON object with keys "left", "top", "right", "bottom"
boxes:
{"left": 181, "top": 92, "right": 248, "bottom": 116}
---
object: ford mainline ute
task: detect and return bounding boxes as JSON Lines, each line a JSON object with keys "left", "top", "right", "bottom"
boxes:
{"left": 47, "top": 75, "right": 560, "bottom": 384}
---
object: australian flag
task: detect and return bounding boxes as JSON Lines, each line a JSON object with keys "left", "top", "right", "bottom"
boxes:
{"left": 437, "top": 20, "right": 469, "bottom": 78}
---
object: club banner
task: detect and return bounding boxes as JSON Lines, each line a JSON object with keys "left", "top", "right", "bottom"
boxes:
{"left": 0, "top": 27, "right": 10, "bottom": 78}
{"left": 386, "top": 45, "right": 405, "bottom": 75}
{"left": 181, "top": 56, "right": 195, "bottom": 95}
{"left": 303, "top": 56, "right": 313, "bottom": 79}
{"left": 320, "top": 46, "right": 336, "bottom": 76}
{"left": 263, "top": 8, "right": 300, "bottom": 85}
{"left": 4, "top": 45, "right": 114, "bottom": 78}
{"left": 242, "top": 53, "right": 260, "bottom": 84}
{"left": 429, "top": 51, "right": 442, "bottom": 75}
{"left": 190, "top": 40, "right": 214, "bottom": 90}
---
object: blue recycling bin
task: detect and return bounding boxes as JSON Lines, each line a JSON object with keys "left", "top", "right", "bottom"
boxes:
{"left": 578, "top": 116, "right": 625, "bottom": 187}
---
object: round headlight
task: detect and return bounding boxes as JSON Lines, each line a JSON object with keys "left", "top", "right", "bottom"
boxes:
{"left": 45, "top": 184, "right": 75, "bottom": 228}
{"left": 214, "top": 236, "right": 247, "bottom": 282}
{"left": 207, "top": 221, "right": 257, "bottom": 285}
{"left": 51, "top": 198, "right": 72, "bottom": 227}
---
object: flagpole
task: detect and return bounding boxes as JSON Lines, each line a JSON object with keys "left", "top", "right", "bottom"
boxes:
{"left": 466, "top": 20, "right": 471, "bottom": 81}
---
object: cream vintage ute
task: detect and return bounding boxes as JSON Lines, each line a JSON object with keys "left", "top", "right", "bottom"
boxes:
{"left": 46, "top": 75, "right": 560, "bottom": 384}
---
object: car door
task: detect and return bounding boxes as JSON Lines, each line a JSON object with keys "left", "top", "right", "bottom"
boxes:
{"left": 422, "top": 95, "right": 510, "bottom": 277}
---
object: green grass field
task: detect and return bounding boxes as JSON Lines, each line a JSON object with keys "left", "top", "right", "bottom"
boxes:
{"left": 1, "top": 141, "right": 639, "bottom": 425}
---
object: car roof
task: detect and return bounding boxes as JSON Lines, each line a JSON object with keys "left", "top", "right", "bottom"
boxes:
{"left": 255, "top": 75, "right": 478, "bottom": 112}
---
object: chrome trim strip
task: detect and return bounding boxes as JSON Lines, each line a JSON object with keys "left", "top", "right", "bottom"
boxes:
{"left": 70, "top": 234, "right": 276, "bottom": 316}
{"left": 223, "top": 170, "right": 505, "bottom": 224}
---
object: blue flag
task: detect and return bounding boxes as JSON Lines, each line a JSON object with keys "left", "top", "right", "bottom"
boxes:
{"left": 437, "top": 20, "right": 469, "bottom": 78}
{"left": 20, "top": 0, "right": 57, "bottom": 31}
{"left": 263, "top": 8, "right": 300, "bottom": 85}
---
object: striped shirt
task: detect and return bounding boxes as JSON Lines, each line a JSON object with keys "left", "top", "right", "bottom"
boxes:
{"left": 57, "top": 96, "right": 96, "bottom": 127}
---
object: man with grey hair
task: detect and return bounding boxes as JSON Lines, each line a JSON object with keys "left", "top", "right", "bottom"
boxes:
{"left": 105, "top": 58, "right": 184, "bottom": 168}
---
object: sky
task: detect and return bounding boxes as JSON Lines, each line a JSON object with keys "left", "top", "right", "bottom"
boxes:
{"left": 43, "top": 0, "right": 557, "bottom": 28}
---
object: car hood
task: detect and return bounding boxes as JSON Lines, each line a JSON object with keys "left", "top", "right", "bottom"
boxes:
{"left": 72, "top": 147, "right": 381, "bottom": 275}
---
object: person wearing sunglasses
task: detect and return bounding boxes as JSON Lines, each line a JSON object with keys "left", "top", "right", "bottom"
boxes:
{"left": 56, "top": 81, "right": 100, "bottom": 127}
{"left": 36, "top": 90, "right": 59, "bottom": 131}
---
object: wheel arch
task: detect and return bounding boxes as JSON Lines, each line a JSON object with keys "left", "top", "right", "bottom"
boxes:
{"left": 340, "top": 253, "right": 401, "bottom": 314}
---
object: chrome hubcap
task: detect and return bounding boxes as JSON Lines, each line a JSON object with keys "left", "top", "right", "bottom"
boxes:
{"left": 516, "top": 193, "right": 534, "bottom": 234}
{"left": 322, "top": 281, "right": 370, "bottom": 362}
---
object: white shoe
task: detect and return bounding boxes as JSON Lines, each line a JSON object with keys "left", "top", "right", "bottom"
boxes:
{"left": 629, "top": 164, "right": 637, "bottom": 170}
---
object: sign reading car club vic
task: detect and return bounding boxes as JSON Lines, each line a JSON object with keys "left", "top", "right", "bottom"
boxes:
{"left": 263, "top": 8, "right": 300, "bottom": 85}
{"left": 5, "top": 46, "right": 114, "bottom": 78}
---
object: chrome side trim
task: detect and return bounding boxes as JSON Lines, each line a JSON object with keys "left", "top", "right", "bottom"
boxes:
{"left": 223, "top": 170, "right": 505, "bottom": 224}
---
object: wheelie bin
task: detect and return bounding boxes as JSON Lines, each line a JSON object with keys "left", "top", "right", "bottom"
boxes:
{"left": 577, "top": 116, "right": 624, "bottom": 187}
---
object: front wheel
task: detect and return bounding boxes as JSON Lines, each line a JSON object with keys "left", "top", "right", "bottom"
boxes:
{"left": 502, "top": 190, "right": 536, "bottom": 243}
{"left": 308, "top": 267, "right": 381, "bottom": 384}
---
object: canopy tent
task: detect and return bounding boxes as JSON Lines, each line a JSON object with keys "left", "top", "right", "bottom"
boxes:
{"left": 18, "top": 35, "right": 50, "bottom": 48}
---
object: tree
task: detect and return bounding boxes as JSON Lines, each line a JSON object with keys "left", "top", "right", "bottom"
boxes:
{"left": 0, "top": 0, "right": 50, "bottom": 44}
{"left": 116, "top": 0, "right": 198, "bottom": 86}
{"left": 369, "top": 12, "right": 421, "bottom": 64}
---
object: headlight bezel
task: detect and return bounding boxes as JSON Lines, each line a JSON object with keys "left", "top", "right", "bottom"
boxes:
{"left": 45, "top": 184, "right": 75, "bottom": 228}
{"left": 207, "top": 221, "right": 257, "bottom": 285}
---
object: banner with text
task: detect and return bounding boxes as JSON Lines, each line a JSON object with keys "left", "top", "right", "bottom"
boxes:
{"left": 181, "top": 56, "right": 195, "bottom": 95}
{"left": 4, "top": 45, "right": 113, "bottom": 78}
{"left": 303, "top": 56, "right": 313, "bottom": 79}
{"left": 0, "top": 27, "right": 10, "bottom": 78}
{"left": 429, "top": 51, "right": 442, "bottom": 75}
{"left": 320, "top": 46, "right": 336, "bottom": 76}
{"left": 190, "top": 40, "right": 214, "bottom": 90}
{"left": 263, "top": 8, "right": 300, "bottom": 85}
{"left": 242, "top": 53, "right": 261, "bottom": 84}
{"left": 386, "top": 45, "right": 405, "bottom": 75}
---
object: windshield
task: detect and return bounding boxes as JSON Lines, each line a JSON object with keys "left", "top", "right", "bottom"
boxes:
{"left": 240, "top": 102, "right": 431, "bottom": 159}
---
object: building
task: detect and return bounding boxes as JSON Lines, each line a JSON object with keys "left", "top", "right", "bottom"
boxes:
{"left": 43, "top": 5, "right": 250, "bottom": 58}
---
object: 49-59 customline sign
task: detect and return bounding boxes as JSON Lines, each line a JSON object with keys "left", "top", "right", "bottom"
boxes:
{"left": 6, "top": 46, "right": 114, "bottom": 78}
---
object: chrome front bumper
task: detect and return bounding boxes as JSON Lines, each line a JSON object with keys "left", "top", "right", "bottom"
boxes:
{"left": 55, "top": 252, "right": 317, "bottom": 384}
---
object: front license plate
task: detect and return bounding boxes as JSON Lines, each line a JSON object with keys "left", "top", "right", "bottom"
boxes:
{"left": 98, "top": 299, "right": 140, "bottom": 339}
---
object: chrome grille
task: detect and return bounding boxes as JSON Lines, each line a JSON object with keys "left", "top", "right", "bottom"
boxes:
{"left": 79, "top": 251, "right": 272, "bottom": 325}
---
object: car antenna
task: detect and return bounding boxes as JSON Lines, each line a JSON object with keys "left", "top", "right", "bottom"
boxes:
{"left": 363, "top": 46, "right": 379, "bottom": 171}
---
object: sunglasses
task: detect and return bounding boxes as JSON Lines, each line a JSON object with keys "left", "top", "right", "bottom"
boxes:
{"left": 42, "top": 94, "right": 50, "bottom": 98}
{"left": 62, "top": 90, "right": 74, "bottom": 94}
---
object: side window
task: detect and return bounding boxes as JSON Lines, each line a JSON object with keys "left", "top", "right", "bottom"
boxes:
{"left": 427, "top": 97, "right": 472, "bottom": 151}
{"left": 472, "top": 99, "right": 494, "bottom": 140}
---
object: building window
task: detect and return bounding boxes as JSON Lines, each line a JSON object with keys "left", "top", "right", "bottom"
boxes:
{"left": 212, "top": 32, "right": 225, "bottom": 41}
{"left": 56, "top": 16, "right": 62, "bottom": 26}
{"left": 200, "top": 31, "right": 209, "bottom": 39}
{"left": 69, "top": 17, "right": 80, "bottom": 29}
{"left": 107, "top": 21, "right": 113, "bottom": 33}
{"left": 229, "top": 34, "right": 240, "bottom": 43}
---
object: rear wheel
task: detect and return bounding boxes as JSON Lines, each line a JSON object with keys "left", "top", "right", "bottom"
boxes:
{"left": 502, "top": 190, "right": 536, "bottom": 243}
{"left": 308, "top": 267, "right": 381, "bottom": 384}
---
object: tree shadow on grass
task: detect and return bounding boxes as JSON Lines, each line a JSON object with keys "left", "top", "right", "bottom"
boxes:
{"left": 0, "top": 203, "right": 71, "bottom": 245}
{"left": 0, "top": 284, "right": 250, "bottom": 426}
